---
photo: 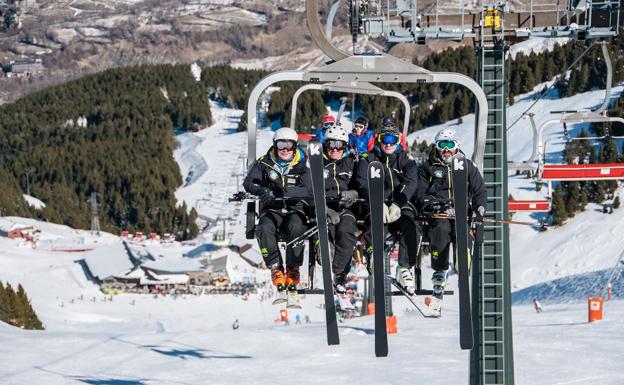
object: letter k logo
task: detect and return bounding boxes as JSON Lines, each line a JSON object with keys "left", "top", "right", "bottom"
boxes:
{"left": 310, "top": 143, "right": 321, "bottom": 156}
{"left": 370, "top": 166, "right": 381, "bottom": 179}
{"left": 453, "top": 157, "right": 464, "bottom": 171}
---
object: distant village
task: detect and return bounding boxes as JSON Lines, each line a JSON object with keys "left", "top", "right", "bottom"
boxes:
{"left": 1, "top": 58, "right": 45, "bottom": 78}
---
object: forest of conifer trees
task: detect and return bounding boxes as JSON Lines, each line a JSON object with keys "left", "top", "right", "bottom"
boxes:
{"left": 0, "top": 282, "right": 43, "bottom": 330}
{"left": 0, "top": 65, "right": 211, "bottom": 239}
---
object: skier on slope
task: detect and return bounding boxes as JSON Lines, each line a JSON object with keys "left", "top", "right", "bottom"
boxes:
{"left": 308, "top": 126, "right": 361, "bottom": 294}
{"left": 314, "top": 114, "right": 337, "bottom": 143}
{"left": 356, "top": 122, "right": 423, "bottom": 295}
{"left": 348, "top": 116, "right": 375, "bottom": 157}
{"left": 415, "top": 128, "right": 487, "bottom": 300}
{"left": 533, "top": 298, "right": 543, "bottom": 313}
{"left": 243, "top": 127, "right": 311, "bottom": 301}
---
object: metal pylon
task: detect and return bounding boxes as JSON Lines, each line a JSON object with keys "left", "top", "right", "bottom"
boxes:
{"left": 471, "top": 4, "right": 514, "bottom": 385}
{"left": 90, "top": 192, "right": 101, "bottom": 237}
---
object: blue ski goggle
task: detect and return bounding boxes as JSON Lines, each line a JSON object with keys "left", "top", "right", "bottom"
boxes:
{"left": 323, "top": 121, "right": 335, "bottom": 128}
{"left": 436, "top": 139, "right": 457, "bottom": 150}
{"left": 380, "top": 134, "right": 399, "bottom": 145}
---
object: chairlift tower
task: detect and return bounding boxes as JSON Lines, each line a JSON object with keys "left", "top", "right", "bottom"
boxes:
{"left": 90, "top": 192, "right": 101, "bottom": 237}
{"left": 473, "top": 5, "right": 514, "bottom": 385}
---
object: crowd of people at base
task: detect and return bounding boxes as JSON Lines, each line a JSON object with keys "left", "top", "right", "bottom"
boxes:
{"left": 101, "top": 282, "right": 261, "bottom": 297}
{"left": 243, "top": 113, "right": 487, "bottom": 301}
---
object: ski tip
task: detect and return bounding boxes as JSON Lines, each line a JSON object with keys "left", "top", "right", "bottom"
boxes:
{"left": 460, "top": 341, "right": 474, "bottom": 350}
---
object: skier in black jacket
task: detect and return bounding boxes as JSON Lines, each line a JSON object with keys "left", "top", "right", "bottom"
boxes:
{"left": 356, "top": 124, "right": 423, "bottom": 294}
{"left": 313, "top": 126, "right": 360, "bottom": 293}
{"left": 416, "top": 128, "right": 487, "bottom": 298}
{"left": 243, "top": 127, "right": 310, "bottom": 295}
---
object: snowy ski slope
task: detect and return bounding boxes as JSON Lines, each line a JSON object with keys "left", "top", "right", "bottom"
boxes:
{"left": 1, "top": 79, "right": 623, "bottom": 384}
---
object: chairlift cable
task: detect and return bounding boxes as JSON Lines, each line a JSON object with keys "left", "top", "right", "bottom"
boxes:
{"left": 507, "top": 42, "right": 596, "bottom": 132}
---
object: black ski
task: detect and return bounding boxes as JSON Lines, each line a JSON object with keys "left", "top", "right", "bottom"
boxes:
{"left": 367, "top": 161, "right": 387, "bottom": 357}
{"left": 451, "top": 153, "right": 473, "bottom": 350}
{"left": 308, "top": 139, "right": 340, "bottom": 346}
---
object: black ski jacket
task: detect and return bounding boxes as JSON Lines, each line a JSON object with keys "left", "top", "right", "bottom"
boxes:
{"left": 243, "top": 147, "right": 310, "bottom": 213}
{"left": 319, "top": 152, "right": 359, "bottom": 211}
{"left": 355, "top": 148, "right": 420, "bottom": 207}
{"left": 416, "top": 149, "right": 487, "bottom": 214}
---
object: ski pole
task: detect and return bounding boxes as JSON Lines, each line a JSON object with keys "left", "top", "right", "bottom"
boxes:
{"left": 286, "top": 207, "right": 360, "bottom": 249}
{"left": 430, "top": 213, "right": 535, "bottom": 226}
{"left": 286, "top": 225, "right": 319, "bottom": 248}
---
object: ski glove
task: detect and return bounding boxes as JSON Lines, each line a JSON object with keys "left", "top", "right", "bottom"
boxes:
{"left": 383, "top": 203, "right": 401, "bottom": 223}
{"left": 326, "top": 208, "right": 341, "bottom": 225}
{"left": 393, "top": 191, "right": 409, "bottom": 207}
{"left": 422, "top": 196, "right": 450, "bottom": 214}
{"left": 259, "top": 189, "right": 275, "bottom": 205}
{"left": 475, "top": 206, "right": 485, "bottom": 222}
{"left": 339, "top": 190, "right": 359, "bottom": 208}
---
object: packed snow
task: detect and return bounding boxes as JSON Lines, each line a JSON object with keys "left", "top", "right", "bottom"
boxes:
{"left": 1, "top": 73, "right": 624, "bottom": 384}
{"left": 23, "top": 194, "right": 46, "bottom": 209}
{"left": 508, "top": 37, "right": 569, "bottom": 60}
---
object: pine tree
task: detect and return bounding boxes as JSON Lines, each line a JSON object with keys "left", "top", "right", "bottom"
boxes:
{"left": 16, "top": 284, "right": 43, "bottom": 330}
{"left": 3, "top": 283, "right": 19, "bottom": 326}
{"left": 551, "top": 184, "right": 568, "bottom": 226}
{"left": 579, "top": 187, "right": 589, "bottom": 211}
{"left": 565, "top": 181, "right": 580, "bottom": 216}
{"left": 0, "top": 281, "right": 6, "bottom": 322}
{"left": 594, "top": 182, "right": 607, "bottom": 203}
{"left": 614, "top": 196, "right": 621, "bottom": 210}
{"left": 600, "top": 138, "right": 618, "bottom": 163}
{"left": 578, "top": 64, "right": 590, "bottom": 92}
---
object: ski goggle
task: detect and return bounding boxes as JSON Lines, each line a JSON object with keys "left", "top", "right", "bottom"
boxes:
{"left": 380, "top": 134, "right": 399, "bottom": 145}
{"left": 323, "top": 121, "right": 335, "bottom": 128}
{"left": 354, "top": 123, "right": 366, "bottom": 131}
{"left": 275, "top": 140, "right": 295, "bottom": 151}
{"left": 435, "top": 139, "right": 457, "bottom": 151}
{"left": 324, "top": 140, "right": 346, "bottom": 151}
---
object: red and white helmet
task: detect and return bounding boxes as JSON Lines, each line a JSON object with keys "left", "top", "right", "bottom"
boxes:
{"left": 322, "top": 114, "right": 336, "bottom": 128}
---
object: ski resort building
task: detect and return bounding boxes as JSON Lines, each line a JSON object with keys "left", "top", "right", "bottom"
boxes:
{"left": 77, "top": 241, "right": 260, "bottom": 293}
{"left": 0, "top": 219, "right": 35, "bottom": 239}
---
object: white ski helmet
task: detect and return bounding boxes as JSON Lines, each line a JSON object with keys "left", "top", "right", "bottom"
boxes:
{"left": 323, "top": 126, "right": 349, "bottom": 143}
{"left": 434, "top": 128, "right": 459, "bottom": 145}
{"left": 273, "top": 127, "right": 298, "bottom": 143}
